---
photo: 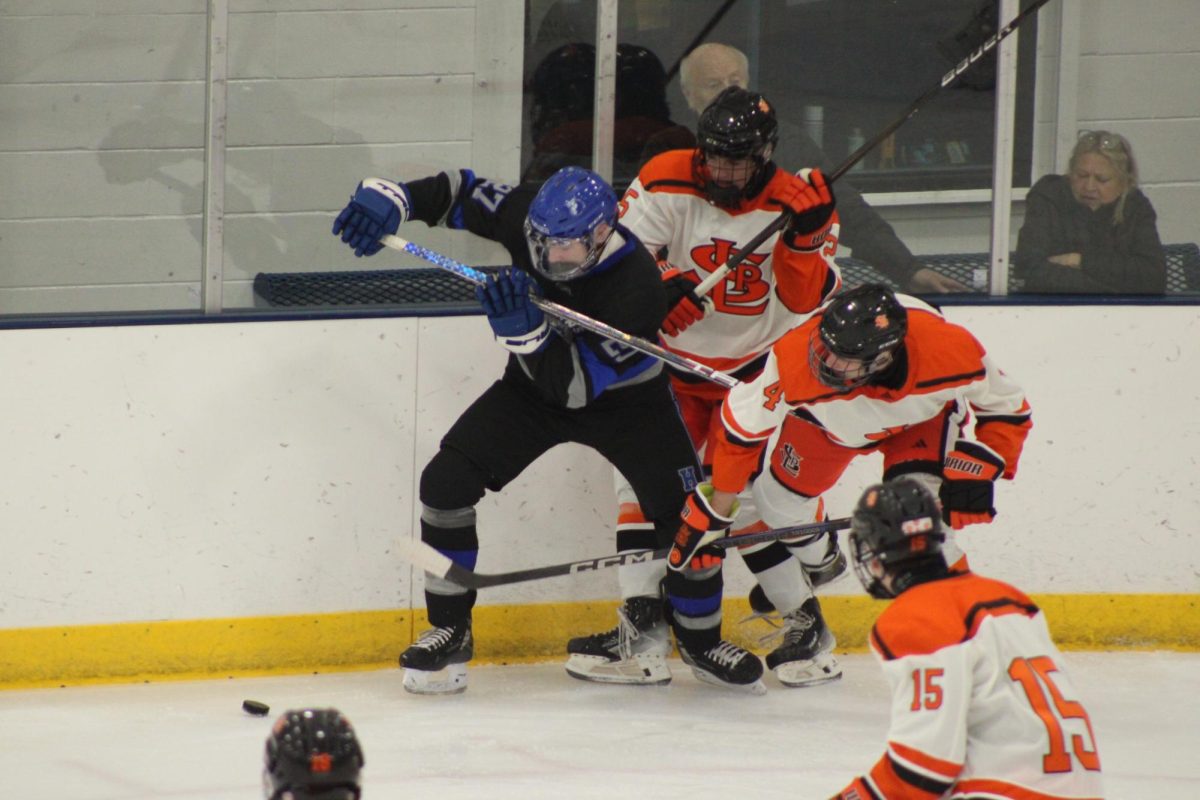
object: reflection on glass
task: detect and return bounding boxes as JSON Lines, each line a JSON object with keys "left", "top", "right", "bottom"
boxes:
{"left": 522, "top": 42, "right": 692, "bottom": 186}
{"left": 1, "top": 7, "right": 207, "bottom": 314}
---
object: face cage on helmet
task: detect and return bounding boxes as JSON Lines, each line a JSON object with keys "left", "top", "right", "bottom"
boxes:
{"left": 693, "top": 146, "right": 773, "bottom": 208}
{"left": 263, "top": 769, "right": 361, "bottom": 800}
{"left": 808, "top": 327, "right": 895, "bottom": 391}
{"left": 849, "top": 531, "right": 896, "bottom": 600}
{"left": 524, "top": 218, "right": 607, "bottom": 282}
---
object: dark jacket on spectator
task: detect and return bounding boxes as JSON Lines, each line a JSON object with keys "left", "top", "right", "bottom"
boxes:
{"left": 1015, "top": 174, "right": 1166, "bottom": 294}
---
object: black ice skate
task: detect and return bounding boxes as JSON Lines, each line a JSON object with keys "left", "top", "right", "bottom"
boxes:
{"left": 400, "top": 620, "right": 473, "bottom": 695}
{"left": 565, "top": 596, "right": 672, "bottom": 685}
{"left": 763, "top": 597, "right": 841, "bottom": 688}
{"left": 678, "top": 639, "right": 766, "bottom": 695}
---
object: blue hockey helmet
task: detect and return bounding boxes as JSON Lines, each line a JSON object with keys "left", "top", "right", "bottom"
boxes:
{"left": 263, "top": 708, "right": 364, "bottom": 800}
{"left": 524, "top": 166, "right": 618, "bottom": 281}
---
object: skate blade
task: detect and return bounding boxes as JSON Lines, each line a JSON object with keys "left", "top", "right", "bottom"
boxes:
{"left": 564, "top": 653, "right": 672, "bottom": 685}
{"left": 402, "top": 663, "right": 468, "bottom": 695}
{"left": 688, "top": 668, "right": 768, "bottom": 696}
{"left": 773, "top": 653, "right": 842, "bottom": 688}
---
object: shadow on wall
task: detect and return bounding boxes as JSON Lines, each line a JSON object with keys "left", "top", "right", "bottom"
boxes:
{"left": 93, "top": 33, "right": 374, "bottom": 305}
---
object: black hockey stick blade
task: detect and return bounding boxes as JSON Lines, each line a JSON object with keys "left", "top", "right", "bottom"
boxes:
{"left": 397, "top": 516, "right": 851, "bottom": 590}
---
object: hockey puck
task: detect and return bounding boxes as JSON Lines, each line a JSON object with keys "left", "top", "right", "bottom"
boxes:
{"left": 242, "top": 699, "right": 270, "bottom": 717}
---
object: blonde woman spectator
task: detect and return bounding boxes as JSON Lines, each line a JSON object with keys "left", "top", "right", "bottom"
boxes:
{"left": 1016, "top": 130, "right": 1166, "bottom": 294}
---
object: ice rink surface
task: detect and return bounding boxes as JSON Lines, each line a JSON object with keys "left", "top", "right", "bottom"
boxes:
{"left": 3, "top": 651, "right": 1196, "bottom": 799}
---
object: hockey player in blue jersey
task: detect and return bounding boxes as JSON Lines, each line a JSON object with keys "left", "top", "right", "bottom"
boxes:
{"left": 333, "top": 166, "right": 766, "bottom": 695}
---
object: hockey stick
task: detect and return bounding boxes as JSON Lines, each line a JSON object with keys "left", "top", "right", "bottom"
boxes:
{"left": 397, "top": 516, "right": 851, "bottom": 589}
{"left": 380, "top": 233, "right": 739, "bottom": 389}
{"left": 691, "top": 0, "right": 1054, "bottom": 298}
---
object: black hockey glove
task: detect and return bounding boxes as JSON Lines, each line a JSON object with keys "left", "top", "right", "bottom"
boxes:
{"left": 940, "top": 440, "right": 1005, "bottom": 529}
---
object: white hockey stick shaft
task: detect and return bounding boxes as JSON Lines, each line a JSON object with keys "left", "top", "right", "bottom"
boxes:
{"left": 691, "top": 0, "right": 1054, "bottom": 300}
{"left": 380, "top": 234, "right": 739, "bottom": 389}
{"left": 398, "top": 516, "right": 852, "bottom": 589}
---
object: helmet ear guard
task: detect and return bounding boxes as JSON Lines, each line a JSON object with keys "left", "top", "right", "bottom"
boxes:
{"left": 849, "top": 478, "right": 948, "bottom": 599}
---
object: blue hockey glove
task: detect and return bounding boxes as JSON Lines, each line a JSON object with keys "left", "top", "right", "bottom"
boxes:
{"left": 332, "top": 178, "right": 412, "bottom": 257}
{"left": 475, "top": 269, "right": 550, "bottom": 354}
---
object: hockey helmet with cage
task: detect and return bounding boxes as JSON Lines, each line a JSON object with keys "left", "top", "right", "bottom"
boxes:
{"left": 263, "top": 708, "right": 364, "bottom": 800}
{"left": 810, "top": 283, "right": 908, "bottom": 391}
{"left": 849, "top": 478, "right": 948, "bottom": 599}
{"left": 694, "top": 86, "right": 779, "bottom": 207}
{"left": 524, "top": 166, "right": 618, "bottom": 281}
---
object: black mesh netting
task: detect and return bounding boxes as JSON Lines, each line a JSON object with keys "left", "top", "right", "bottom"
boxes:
{"left": 252, "top": 267, "right": 497, "bottom": 309}
{"left": 253, "top": 245, "right": 1199, "bottom": 308}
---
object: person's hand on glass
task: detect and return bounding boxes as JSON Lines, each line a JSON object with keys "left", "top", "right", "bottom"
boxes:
{"left": 907, "top": 267, "right": 969, "bottom": 293}
{"left": 1047, "top": 253, "right": 1082, "bottom": 268}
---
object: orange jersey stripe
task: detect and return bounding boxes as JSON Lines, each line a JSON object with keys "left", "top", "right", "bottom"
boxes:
{"left": 867, "top": 751, "right": 950, "bottom": 799}
{"left": 719, "top": 395, "right": 773, "bottom": 442}
{"left": 709, "top": 429, "right": 765, "bottom": 495}
{"left": 976, "top": 399, "right": 1033, "bottom": 479}
{"left": 889, "top": 740, "right": 963, "bottom": 781}
{"left": 951, "top": 778, "right": 1104, "bottom": 800}
{"left": 616, "top": 503, "right": 650, "bottom": 528}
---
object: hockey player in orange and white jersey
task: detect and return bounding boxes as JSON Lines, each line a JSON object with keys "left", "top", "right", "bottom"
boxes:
{"left": 831, "top": 478, "right": 1103, "bottom": 799}
{"left": 666, "top": 283, "right": 1033, "bottom": 688}
{"left": 565, "top": 86, "right": 842, "bottom": 688}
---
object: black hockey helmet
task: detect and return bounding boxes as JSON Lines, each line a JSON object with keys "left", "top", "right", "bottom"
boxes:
{"left": 810, "top": 284, "right": 908, "bottom": 390}
{"left": 849, "top": 478, "right": 948, "bottom": 599}
{"left": 693, "top": 86, "right": 779, "bottom": 206}
{"left": 263, "top": 708, "right": 364, "bottom": 800}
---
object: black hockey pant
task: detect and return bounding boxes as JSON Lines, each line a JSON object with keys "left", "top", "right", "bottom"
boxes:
{"left": 418, "top": 373, "right": 719, "bottom": 646}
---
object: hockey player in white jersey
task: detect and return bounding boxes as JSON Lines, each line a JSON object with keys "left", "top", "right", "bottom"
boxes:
{"left": 830, "top": 478, "right": 1103, "bottom": 799}
{"left": 666, "top": 284, "right": 1033, "bottom": 688}
{"left": 566, "top": 86, "right": 844, "bottom": 688}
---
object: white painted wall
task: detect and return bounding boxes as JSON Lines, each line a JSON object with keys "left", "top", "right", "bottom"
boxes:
{"left": 3, "top": 306, "right": 1197, "bottom": 631}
